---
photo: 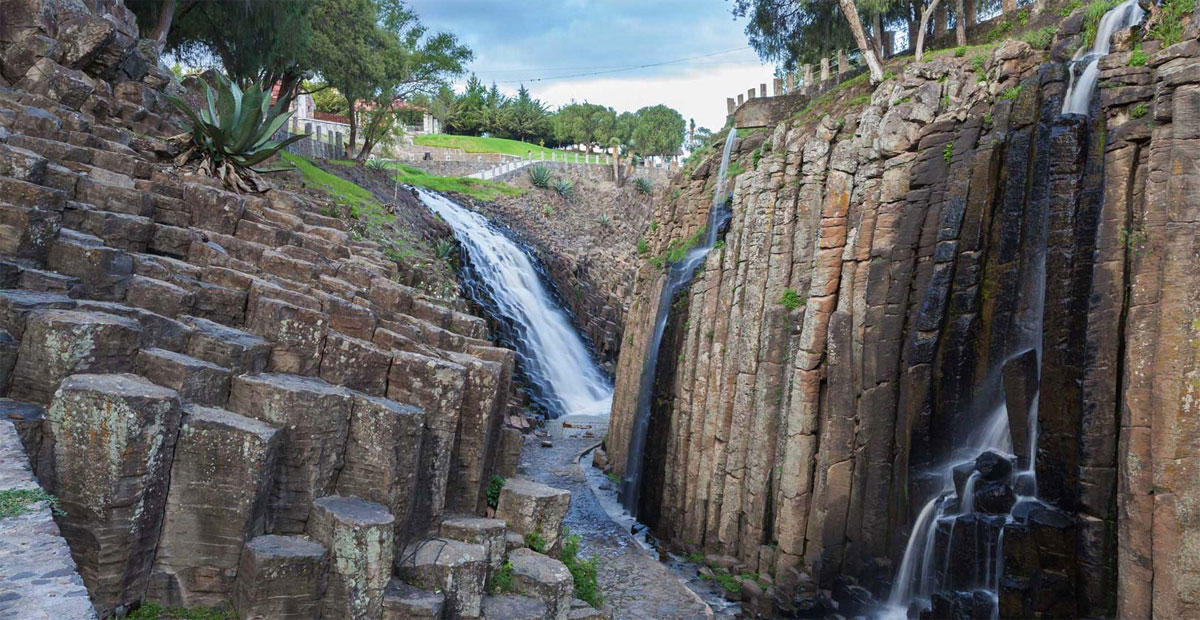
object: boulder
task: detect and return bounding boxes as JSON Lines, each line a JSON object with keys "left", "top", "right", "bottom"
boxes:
{"left": 399, "top": 538, "right": 488, "bottom": 619}
{"left": 45, "top": 374, "right": 182, "bottom": 615}
{"left": 149, "top": 405, "right": 280, "bottom": 607}
{"left": 508, "top": 548, "right": 572, "bottom": 620}
{"left": 495, "top": 478, "right": 571, "bottom": 554}
{"left": 382, "top": 580, "right": 445, "bottom": 619}
{"left": 307, "top": 496, "right": 395, "bottom": 620}
{"left": 233, "top": 535, "right": 328, "bottom": 620}
{"left": 227, "top": 373, "right": 352, "bottom": 533}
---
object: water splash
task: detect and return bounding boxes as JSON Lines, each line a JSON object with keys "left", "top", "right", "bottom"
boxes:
{"left": 416, "top": 189, "right": 613, "bottom": 418}
{"left": 1062, "top": 0, "right": 1146, "bottom": 115}
{"left": 620, "top": 129, "right": 738, "bottom": 516}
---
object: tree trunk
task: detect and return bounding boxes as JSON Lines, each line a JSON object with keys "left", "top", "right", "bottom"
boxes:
{"left": 837, "top": 0, "right": 885, "bottom": 83}
{"left": 612, "top": 145, "right": 620, "bottom": 185}
{"left": 965, "top": 0, "right": 977, "bottom": 27}
{"left": 872, "top": 13, "right": 885, "bottom": 59}
{"left": 1002, "top": 0, "right": 1017, "bottom": 14}
{"left": 916, "top": 0, "right": 941, "bottom": 62}
{"left": 151, "top": 0, "right": 176, "bottom": 55}
{"left": 346, "top": 97, "right": 358, "bottom": 157}
{"left": 909, "top": 0, "right": 923, "bottom": 54}
{"left": 955, "top": 0, "right": 967, "bottom": 46}
{"left": 934, "top": 2, "right": 948, "bottom": 39}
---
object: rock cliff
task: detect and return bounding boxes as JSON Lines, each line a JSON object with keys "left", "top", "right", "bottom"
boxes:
{"left": 0, "top": 1, "right": 590, "bottom": 618}
{"left": 609, "top": 10, "right": 1200, "bottom": 618}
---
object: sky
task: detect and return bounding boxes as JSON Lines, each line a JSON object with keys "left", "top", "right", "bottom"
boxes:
{"left": 411, "top": 0, "right": 777, "bottom": 132}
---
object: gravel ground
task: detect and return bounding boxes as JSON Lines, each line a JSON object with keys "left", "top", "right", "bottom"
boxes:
{"left": 517, "top": 436, "right": 717, "bottom": 620}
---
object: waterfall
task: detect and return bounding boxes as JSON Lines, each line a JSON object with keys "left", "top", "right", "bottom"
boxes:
{"left": 619, "top": 129, "right": 738, "bottom": 516}
{"left": 1061, "top": 0, "right": 1146, "bottom": 115}
{"left": 415, "top": 189, "right": 613, "bottom": 419}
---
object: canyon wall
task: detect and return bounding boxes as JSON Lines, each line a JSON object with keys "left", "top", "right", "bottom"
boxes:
{"left": 609, "top": 13, "right": 1200, "bottom": 618}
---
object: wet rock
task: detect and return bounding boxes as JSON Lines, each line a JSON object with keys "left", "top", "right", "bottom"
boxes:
{"left": 496, "top": 478, "right": 571, "bottom": 554}
{"left": 382, "top": 579, "right": 445, "bottom": 619}
{"left": 233, "top": 535, "right": 328, "bottom": 620}
{"left": 1002, "top": 349, "right": 1038, "bottom": 468}
{"left": 307, "top": 496, "right": 395, "bottom": 620}
{"left": 972, "top": 479, "right": 1017, "bottom": 514}
{"left": 227, "top": 373, "right": 352, "bottom": 533}
{"left": 149, "top": 405, "right": 280, "bottom": 607}
{"left": 509, "top": 547, "right": 573, "bottom": 620}
{"left": 922, "top": 589, "right": 995, "bottom": 619}
{"left": 832, "top": 575, "right": 874, "bottom": 616}
{"left": 45, "top": 374, "right": 182, "bottom": 615}
{"left": 399, "top": 538, "right": 487, "bottom": 619}
{"left": 974, "top": 450, "right": 1015, "bottom": 482}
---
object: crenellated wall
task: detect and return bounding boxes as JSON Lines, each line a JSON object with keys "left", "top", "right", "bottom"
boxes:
{"left": 609, "top": 14, "right": 1200, "bottom": 618}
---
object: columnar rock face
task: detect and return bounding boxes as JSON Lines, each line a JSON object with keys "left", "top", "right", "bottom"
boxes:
{"left": 495, "top": 478, "right": 571, "bottom": 554}
{"left": 607, "top": 28, "right": 1200, "bottom": 618}
{"left": 307, "top": 496, "right": 396, "bottom": 620}
{"left": 46, "top": 373, "right": 182, "bottom": 613}
{"left": 398, "top": 538, "right": 488, "bottom": 618}
{"left": 11, "top": 309, "right": 139, "bottom": 403}
{"left": 149, "top": 405, "right": 280, "bottom": 607}
{"left": 336, "top": 393, "right": 424, "bottom": 540}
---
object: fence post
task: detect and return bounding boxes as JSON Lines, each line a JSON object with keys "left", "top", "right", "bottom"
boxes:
{"left": 737, "top": 93, "right": 744, "bottom": 106}
{"left": 820, "top": 57, "right": 830, "bottom": 82}
{"left": 785, "top": 74, "right": 795, "bottom": 93}
{"left": 837, "top": 49, "right": 849, "bottom": 75}
{"left": 760, "top": 83, "right": 767, "bottom": 98}
{"left": 747, "top": 88, "right": 756, "bottom": 100}
{"left": 803, "top": 65, "right": 813, "bottom": 89}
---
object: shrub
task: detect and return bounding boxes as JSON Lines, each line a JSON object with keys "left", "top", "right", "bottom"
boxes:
{"left": 943, "top": 141, "right": 954, "bottom": 164}
{"left": 542, "top": 205, "right": 554, "bottom": 217}
{"left": 778, "top": 288, "right": 804, "bottom": 310}
{"left": 597, "top": 214, "right": 613, "bottom": 227}
{"left": 1000, "top": 85, "right": 1023, "bottom": 101}
{"left": 560, "top": 528, "right": 601, "bottom": 607}
{"left": 1022, "top": 26, "right": 1058, "bottom": 49}
{"left": 1129, "top": 45, "right": 1148, "bottom": 67}
{"left": 366, "top": 158, "right": 389, "bottom": 172}
{"left": 633, "top": 177, "right": 653, "bottom": 194}
{"left": 485, "top": 474, "right": 505, "bottom": 509}
{"left": 637, "top": 236, "right": 649, "bottom": 255}
{"left": 528, "top": 164, "right": 552, "bottom": 188}
{"left": 553, "top": 178, "right": 574, "bottom": 198}
{"left": 489, "top": 560, "right": 515, "bottom": 594}
{"left": 1149, "top": 0, "right": 1196, "bottom": 47}
{"left": 882, "top": 70, "right": 896, "bottom": 81}
{"left": 165, "top": 73, "right": 305, "bottom": 191}
{"left": 1061, "top": 0, "right": 1084, "bottom": 16}
{"left": 984, "top": 110, "right": 994, "bottom": 126}
{"left": 126, "top": 603, "right": 233, "bottom": 620}
{"left": 524, "top": 531, "right": 548, "bottom": 553}
{"left": 954, "top": 46, "right": 967, "bottom": 57}
{"left": 1131, "top": 103, "right": 1148, "bottom": 119}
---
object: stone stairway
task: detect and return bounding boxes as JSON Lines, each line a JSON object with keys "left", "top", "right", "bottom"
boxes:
{"left": 0, "top": 45, "right": 580, "bottom": 618}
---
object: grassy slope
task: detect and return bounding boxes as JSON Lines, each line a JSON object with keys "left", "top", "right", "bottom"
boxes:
{"left": 413, "top": 134, "right": 584, "bottom": 158}
{"left": 284, "top": 151, "right": 521, "bottom": 203}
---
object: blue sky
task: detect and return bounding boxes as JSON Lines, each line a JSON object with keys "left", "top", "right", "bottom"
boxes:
{"left": 411, "top": 0, "right": 776, "bottom": 131}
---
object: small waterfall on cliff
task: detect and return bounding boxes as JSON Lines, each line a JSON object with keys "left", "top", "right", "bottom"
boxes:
{"left": 416, "top": 189, "right": 613, "bottom": 418}
{"left": 619, "top": 130, "right": 738, "bottom": 516}
{"left": 1062, "top": 0, "right": 1145, "bottom": 115}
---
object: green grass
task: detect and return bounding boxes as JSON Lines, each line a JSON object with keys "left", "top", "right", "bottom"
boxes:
{"left": 524, "top": 531, "right": 548, "bottom": 554}
{"left": 385, "top": 163, "right": 524, "bottom": 202}
{"left": 126, "top": 603, "right": 233, "bottom": 620}
{"left": 489, "top": 560, "right": 516, "bottom": 594}
{"left": 1149, "top": 0, "right": 1197, "bottom": 47}
{"left": 282, "top": 152, "right": 378, "bottom": 212}
{"left": 0, "top": 488, "right": 61, "bottom": 518}
{"left": 413, "top": 134, "right": 581, "bottom": 158}
{"left": 1131, "top": 103, "right": 1148, "bottom": 118}
{"left": 1129, "top": 45, "right": 1148, "bottom": 67}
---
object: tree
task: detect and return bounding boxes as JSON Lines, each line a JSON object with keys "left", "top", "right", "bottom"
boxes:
{"left": 733, "top": 0, "right": 885, "bottom": 83}
{"left": 502, "top": 86, "right": 551, "bottom": 143}
{"left": 629, "top": 105, "right": 685, "bottom": 157}
{"left": 553, "top": 103, "right": 616, "bottom": 151}
{"left": 688, "top": 125, "right": 714, "bottom": 152}
{"left": 309, "top": 83, "right": 349, "bottom": 117}
{"left": 128, "top": 0, "right": 315, "bottom": 103}
{"left": 955, "top": 0, "right": 967, "bottom": 46}
{"left": 426, "top": 85, "right": 462, "bottom": 131}
{"left": 914, "top": 0, "right": 941, "bottom": 61}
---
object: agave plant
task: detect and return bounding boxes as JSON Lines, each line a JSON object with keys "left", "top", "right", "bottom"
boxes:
{"left": 434, "top": 239, "right": 456, "bottom": 261}
{"left": 166, "top": 73, "right": 306, "bottom": 191}
{"left": 528, "top": 164, "right": 552, "bottom": 188}
{"left": 366, "top": 158, "right": 390, "bottom": 172}
{"left": 553, "top": 178, "right": 574, "bottom": 198}
{"left": 633, "top": 177, "right": 652, "bottom": 195}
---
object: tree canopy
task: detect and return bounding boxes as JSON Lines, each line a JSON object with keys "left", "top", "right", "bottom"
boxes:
{"left": 629, "top": 105, "right": 686, "bottom": 157}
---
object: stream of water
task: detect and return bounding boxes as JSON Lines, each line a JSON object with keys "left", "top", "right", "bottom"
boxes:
{"left": 416, "top": 188, "right": 613, "bottom": 419}
{"left": 1062, "top": 0, "right": 1146, "bottom": 115}
{"left": 618, "top": 129, "right": 738, "bottom": 517}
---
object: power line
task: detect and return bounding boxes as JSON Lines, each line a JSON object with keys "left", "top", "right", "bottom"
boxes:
{"left": 485, "top": 46, "right": 753, "bottom": 84}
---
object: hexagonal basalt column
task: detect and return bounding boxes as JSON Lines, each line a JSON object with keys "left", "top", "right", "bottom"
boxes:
{"left": 10, "top": 309, "right": 140, "bottom": 403}
{"left": 335, "top": 393, "right": 424, "bottom": 542}
{"left": 398, "top": 538, "right": 487, "bottom": 619}
{"left": 307, "top": 496, "right": 395, "bottom": 620}
{"left": 233, "top": 535, "right": 328, "bottom": 620}
{"left": 495, "top": 478, "right": 571, "bottom": 554}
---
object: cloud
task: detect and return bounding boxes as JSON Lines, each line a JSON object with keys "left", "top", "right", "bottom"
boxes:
{"left": 412, "top": 0, "right": 775, "bottom": 130}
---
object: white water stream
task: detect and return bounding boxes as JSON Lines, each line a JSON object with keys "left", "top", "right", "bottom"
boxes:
{"left": 1061, "top": 0, "right": 1146, "bottom": 115}
{"left": 416, "top": 188, "right": 613, "bottom": 418}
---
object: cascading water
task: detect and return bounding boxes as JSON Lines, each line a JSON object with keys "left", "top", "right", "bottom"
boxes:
{"left": 415, "top": 188, "right": 613, "bottom": 419}
{"left": 619, "top": 129, "right": 738, "bottom": 516}
{"left": 1061, "top": 0, "right": 1146, "bottom": 115}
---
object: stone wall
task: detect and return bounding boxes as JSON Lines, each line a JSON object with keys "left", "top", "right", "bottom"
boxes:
{"left": 608, "top": 16, "right": 1200, "bottom": 618}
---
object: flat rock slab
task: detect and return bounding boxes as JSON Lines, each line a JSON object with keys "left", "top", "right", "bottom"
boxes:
{"left": 228, "top": 373, "right": 352, "bottom": 533}
{"left": 399, "top": 537, "right": 487, "bottom": 619}
{"left": 234, "top": 535, "right": 328, "bottom": 620}
{"left": 45, "top": 373, "right": 181, "bottom": 615}
{"left": 496, "top": 478, "right": 571, "bottom": 554}
{"left": 482, "top": 593, "right": 549, "bottom": 620}
{"left": 381, "top": 579, "right": 445, "bottom": 619}
{"left": 0, "top": 421, "right": 95, "bottom": 620}
{"left": 307, "top": 496, "right": 395, "bottom": 620}
{"left": 149, "top": 405, "right": 280, "bottom": 607}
